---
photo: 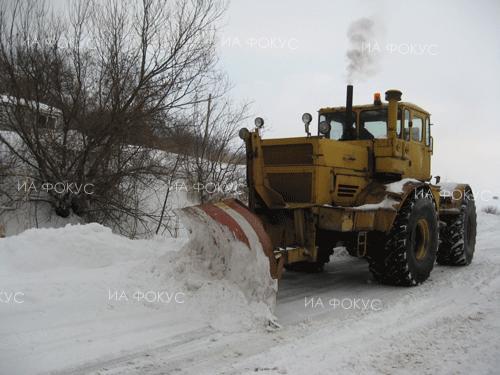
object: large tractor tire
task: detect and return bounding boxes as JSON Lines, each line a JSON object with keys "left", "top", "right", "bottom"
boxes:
{"left": 369, "top": 189, "right": 439, "bottom": 286}
{"left": 437, "top": 189, "right": 476, "bottom": 266}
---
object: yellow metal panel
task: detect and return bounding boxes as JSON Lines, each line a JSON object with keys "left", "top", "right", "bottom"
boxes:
{"left": 333, "top": 175, "right": 368, "bottom": 206}
{"left": 317, "top": 138, "right": 368, "bottom": 172}
{"left": 285, "top": 247, "right": 310, "bottom": 263}
{"left": 373, "top": 139, "right": 393, "bottom": 157}
{"left": 354, "top": 211, "right": 376, "bottom": 230}
{"left": 316, "top": 206, "right": 398, "bottom": 234}
{"left": 341, "top": 213, "right": 354, "bottom": 231}
{"left": 375, "top": 157, "right": 408, "bottom": 175}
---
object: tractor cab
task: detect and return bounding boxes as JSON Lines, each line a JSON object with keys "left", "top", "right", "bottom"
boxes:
{"left": 318, "top": 101, "right": 432, "bottom": 145}
{"left": 315, "top": 87, "right": 433, "bottom": 181}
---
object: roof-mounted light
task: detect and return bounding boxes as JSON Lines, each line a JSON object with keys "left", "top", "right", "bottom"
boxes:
{"left": 254, "top": 117, "right": 264, "bottom": 129}
{"left": 238, "top": 127, "right": 250, "bottom": 140}
{"left": 318, "top": 121, "right": 331, "bottom": 135}
{"left": 302, "top": 113, "right": 312, "bottom": 125}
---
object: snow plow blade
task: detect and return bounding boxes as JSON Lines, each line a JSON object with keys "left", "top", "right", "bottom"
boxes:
{"left": 179, "top": 199, "right": 283, "bottom": 279}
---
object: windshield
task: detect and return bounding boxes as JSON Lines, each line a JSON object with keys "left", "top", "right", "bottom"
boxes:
{"left": 359, "top": 109, "right": 387, "bottom": 139}
{"left": 319, "top": 109, "right": 389, "bottom": 140}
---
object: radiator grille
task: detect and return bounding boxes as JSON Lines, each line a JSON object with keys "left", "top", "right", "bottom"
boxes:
{"left": 262, "top": 144, "right": 313, "bottom": 165}
{"left": 267, "top": 173, "right": 312, "bottom": 203}
{"left": 337, "top": 184, "right": 359, "bottom": 197}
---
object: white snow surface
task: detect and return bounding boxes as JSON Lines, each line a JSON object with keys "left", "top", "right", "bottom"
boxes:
{"left": 0, "top": 95, "right": 62, "bottom": 114}
{"left": 352, "top": 197, "right": 399, "bottom": 211}
{"left": 385, "top": 178, "right": 421, "bottom": 194}
{"left": 1, "top": 212, "right": 500, "bottom": 374}
{"left": 349, "top": 178, "right": 419, "bottom": 210}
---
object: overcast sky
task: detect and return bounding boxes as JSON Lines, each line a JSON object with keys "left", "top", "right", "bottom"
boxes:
{"left": 218, "top": 0, "right": 500, "bottom": 203}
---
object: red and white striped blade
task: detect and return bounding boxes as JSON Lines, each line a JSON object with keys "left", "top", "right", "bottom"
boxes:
{"left": 179, "top": 199, "right": 282, "bottom": 279}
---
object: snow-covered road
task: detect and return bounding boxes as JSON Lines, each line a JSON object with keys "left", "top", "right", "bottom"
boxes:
{"left": 1, "top": 212, "right": 499, "bottom": 374}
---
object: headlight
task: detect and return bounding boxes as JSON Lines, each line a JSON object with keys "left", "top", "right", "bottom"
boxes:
{"left": 318, "top": 121, "right": 331, "bottom": 135}
{"left": 302, "top": 113, "right": 312, "bottom": 125}
{"left": 254, "top": 117, "right": 264, "bottom": 128}
{"left": 238, "top": 127, "right": 250, "bottom": 140}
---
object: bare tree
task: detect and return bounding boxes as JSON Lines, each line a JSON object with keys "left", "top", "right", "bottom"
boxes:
{"left": 0, "top": 0, "right": 232, "bottom": 236}
{"left": 182, "top": 94, "right": 248, "bottom": 203}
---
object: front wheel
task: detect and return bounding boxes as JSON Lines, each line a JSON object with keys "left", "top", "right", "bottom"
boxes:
{"left": 369, "top": 189, "right": 439, "bottom": 286}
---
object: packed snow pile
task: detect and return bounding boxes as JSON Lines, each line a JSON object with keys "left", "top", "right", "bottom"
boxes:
{"left": 174, "top": 208, "right": 279, "bottom": 331}
{"left": 177, "top": 205, "right": 277, "bottom": 301}
{"left": 0, "top": 223, "right": 278, "bottom": 330}
{"left": 0, "top": 223, "right": 144, "bottom": 272}
{"left": 0, "top": 222, "right": 277, "bottom": 373}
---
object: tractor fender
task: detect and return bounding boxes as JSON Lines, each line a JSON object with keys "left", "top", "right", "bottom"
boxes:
{"left": 389, "top": 180, "right": 438, "bottom": 209}
{"left": 384, "top": 179, "right": 440, "bottom": 229}
{"left": 317, "top": 179, "right": 439, "bottom": 234}
{"left": 438, "top": 183, "right": 473, "bottom": 215}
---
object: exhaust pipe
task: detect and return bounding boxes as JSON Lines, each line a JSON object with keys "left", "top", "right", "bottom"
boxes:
{"left": 344, "top": 85, "right": 354, "bottom": 140}
{"left": 385, "top": 89, "right": 402, "bottom": 140}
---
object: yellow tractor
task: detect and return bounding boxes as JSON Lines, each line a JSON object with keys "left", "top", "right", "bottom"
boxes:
{"left": 183, "top": 86, "right": 476, "bottom": 286}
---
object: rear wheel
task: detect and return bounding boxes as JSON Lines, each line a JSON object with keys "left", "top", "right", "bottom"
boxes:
{"left": 369, "top": 189, "right": 438, "bottom": 286}
{"left": 437, "top": 189, "right": 476, "bottom": 266}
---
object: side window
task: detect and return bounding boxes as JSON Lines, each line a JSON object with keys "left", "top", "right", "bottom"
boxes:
{"left": 403, "top": 109, "right": 410, "bottom": 141}
{"left": 319, "top": 114, "right": 343, "bottom": 140}
{"left": 412, "top": 115, "right": 423, "bottom": 142}
{"left": 330, "top": 120, "right": 343, "bottom": 140}
{"left": 396, "top": 109, "right": 402, "bottom": 137}
{"left": 425, "top": 117, "right": 431, "bottom": 146}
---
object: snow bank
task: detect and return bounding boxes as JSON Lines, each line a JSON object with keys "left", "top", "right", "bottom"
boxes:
{"left": 0, "top": 223, "right": 141, "bottom": 272}
{"left": 0, "top": 222, "right": 278, "bottom": 373}
{"left": 0, "top": 222, "right": 277, "bottom": 329}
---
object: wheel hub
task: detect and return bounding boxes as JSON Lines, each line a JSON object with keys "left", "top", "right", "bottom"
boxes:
{"left": 414, "top": 219, "right": 430, "bottom": 261}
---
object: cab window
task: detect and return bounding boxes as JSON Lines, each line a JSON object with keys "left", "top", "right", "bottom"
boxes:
{"left": 425, "top": 117, "right": 431, "bottom": 146}
{"left": 319, "top": 114, "right": 343, "bottom": 140}
{"left": 403, "top": 109, "right": 410, "bottom": 140}
{"left": 359, "top": 109, "right": 387, "bottom": 139}
{"left": 396, "top": 109, "right": 402, "bottom": 137}
{"left": 411, "top": 115, "right": 423, "bottom": 142}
